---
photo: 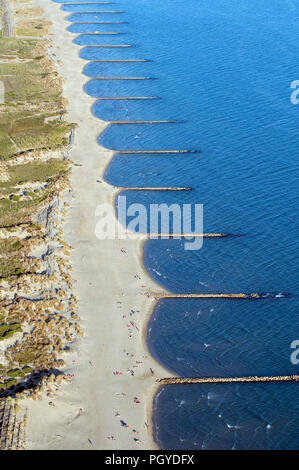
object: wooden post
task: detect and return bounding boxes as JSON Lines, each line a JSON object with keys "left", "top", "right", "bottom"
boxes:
{"left": 84, "top": 44, "right": 132, "bottom": 47}
{"left": 1, "top": 0, "right": 14, "bottom": 38}
{"left": 95, "top": 97, "right": 160, "bottom": 100}
{"left": 69, "top": 11, "right": 124, "bottom": 14}
{"left": 157, "top": 375, "right": 299, "bottom": 385}
{"left": 90, "top": 60, "right": 149, "bottom": 62}
{"left": 116, "top": 150, "right": 198, "bottom": 154}
{"left": 92, "top": 76, "right": 154, "bottom": 79}
{"left": 71, "top": 22, "right": 125, "bottom": 24}
{"left": 116, "top": 187, "right": 192, "bottom": 191}
{"left": 109, "top": 121, "right": 178, "bottom": 124}
{"left": 159, "top": 293, "right": 261, "bottom": 299}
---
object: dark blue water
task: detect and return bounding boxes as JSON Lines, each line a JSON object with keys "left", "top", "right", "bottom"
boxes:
{"left": 153, "top": 383, "right": 299, "bottom": 450}
{"left": 54, "top": 0, "right": 299, "bottom": 449}
{"left": 147, "top": 298, "right": 298, "bottom": 378}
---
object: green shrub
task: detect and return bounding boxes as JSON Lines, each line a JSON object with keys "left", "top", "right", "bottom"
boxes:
{"left": 7, "top": 369, "right": 25, "bottom": 378}
{"left": 0, "top": 323, "right": 22, "bottom": 341}
{"left": 22, "top": 366, "right": 33, "bottom": 374}
{"left": 0, "top": 379, "right": 18, "bottom": 392}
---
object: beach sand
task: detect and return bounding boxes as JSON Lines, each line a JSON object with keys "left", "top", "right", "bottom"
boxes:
{"left": 25, "top": 0, "right": 171, "bottom": 450}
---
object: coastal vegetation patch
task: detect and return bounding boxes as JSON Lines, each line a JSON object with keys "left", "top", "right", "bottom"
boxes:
{"left": 0, "top": 0, "right": 80, "bottom": 448}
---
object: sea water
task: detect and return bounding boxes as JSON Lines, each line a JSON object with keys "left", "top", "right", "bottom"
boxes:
{"left": 54, "top": 0, "right": 299, "bottom": 449}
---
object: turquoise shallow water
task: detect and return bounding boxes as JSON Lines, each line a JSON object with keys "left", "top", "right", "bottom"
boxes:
{"left": 54, "top": 0, "right": 299, "bottom": 449}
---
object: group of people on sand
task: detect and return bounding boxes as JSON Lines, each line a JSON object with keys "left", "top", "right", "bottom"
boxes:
{"left": 106, "top": 416, "right": 142, "bottom": 444}
{"left": 107, "top": 274, "right": 156, "bottom": 446}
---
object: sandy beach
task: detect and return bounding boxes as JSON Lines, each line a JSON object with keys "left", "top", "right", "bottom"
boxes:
{"left": 23, "top": 0, "right": 171, "bottom": 450}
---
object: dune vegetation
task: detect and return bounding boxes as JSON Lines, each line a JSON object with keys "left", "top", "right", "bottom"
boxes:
{"left": 0, "top": 0, "right": 80, "bottom": 449}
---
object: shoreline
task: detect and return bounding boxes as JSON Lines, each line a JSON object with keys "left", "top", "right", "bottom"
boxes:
{"left": 25, "top": 0, "right": 171, "bottom": 450}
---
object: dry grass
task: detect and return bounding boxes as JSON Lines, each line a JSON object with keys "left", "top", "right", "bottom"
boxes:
{"left": 0, "top": 1, "right": 79, "bottom": 408}
{"left": 0, "top": 158, "right": 69, "bottom": 187}
{"left": 0, "top": 34, "right": 71, "bottom": 159}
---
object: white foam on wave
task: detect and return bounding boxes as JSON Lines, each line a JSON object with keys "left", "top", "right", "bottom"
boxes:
{"left": 227, "top": 423, "right": 241, "bottom": 429}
